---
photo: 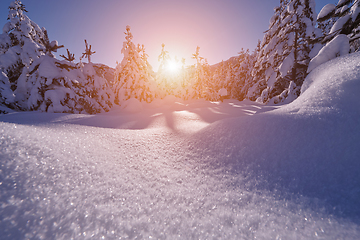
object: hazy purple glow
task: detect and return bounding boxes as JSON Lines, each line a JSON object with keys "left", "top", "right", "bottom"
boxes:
{"left": 0, "top": 0, "right": 330, "bottom": 69}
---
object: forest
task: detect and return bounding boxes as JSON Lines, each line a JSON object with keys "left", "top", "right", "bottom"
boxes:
{"left": 1, "top": 0, "right": 359, "bottom": 114}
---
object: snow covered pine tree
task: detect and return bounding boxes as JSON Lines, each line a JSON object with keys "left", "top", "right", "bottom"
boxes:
{"left": 249, "top": 0, "right": 318, "bottom": 104}
{"left": 79, "top": 40, "right": 115, "bottom": 113}
{"left": 191, "top": 46, "right": 212, "bottom": 99}
{"left": 0, "top": 0, "right": 46, "bottom": 109}
{"left": 219, "top": 49, "right": 255, "bottom": 101}
{"left": 308, "top": 0, "right": 360, "bottom": 72}
{"left": 16, "top": 32, "right": 114, "bottom": 113}
{"left": 156, "top": 43, "right": 171, "bottom": 98}
{"left": 316, "top": 0, "right": 360, "bottom": 46}
{"left": 114, "top": 26, "right": 156, "bottom": 104}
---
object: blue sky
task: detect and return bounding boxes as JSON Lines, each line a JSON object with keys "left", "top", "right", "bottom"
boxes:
{"left": 0, "top": 0, "right": 331, "bottom": 69}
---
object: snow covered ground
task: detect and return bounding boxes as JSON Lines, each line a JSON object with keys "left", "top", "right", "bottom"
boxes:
{"left": 1, "top": 53, "right": 360, "bottom": 239}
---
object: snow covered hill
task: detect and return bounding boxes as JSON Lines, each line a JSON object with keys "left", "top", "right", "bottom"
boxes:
{"left": 1, "top": 53, "right": 360, "bottom": 239}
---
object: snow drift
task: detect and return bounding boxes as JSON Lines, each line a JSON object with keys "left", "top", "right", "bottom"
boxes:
{"left": 189, "top": 52, "right": 360, "bottom": 221}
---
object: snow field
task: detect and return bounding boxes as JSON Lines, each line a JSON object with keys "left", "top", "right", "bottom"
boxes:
{"left": 1, "top": 53, "right": 360, "bottom": 239}
{"left": 2, "top": 120, "right": 359, "bottom": 239}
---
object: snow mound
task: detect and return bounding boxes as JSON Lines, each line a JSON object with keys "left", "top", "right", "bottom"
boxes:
{"left": 189, "top": 52, "right": 360, "bottom": 222}
{"left": 299, "top": 51, "right": 360, "bottom": 114}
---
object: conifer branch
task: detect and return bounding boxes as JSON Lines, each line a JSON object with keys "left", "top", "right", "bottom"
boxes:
{"left": 81, "top": 39, "right": 96, "bottom": 63}
{"left": 60, "top": 49, "right": 75, "bottom": 62}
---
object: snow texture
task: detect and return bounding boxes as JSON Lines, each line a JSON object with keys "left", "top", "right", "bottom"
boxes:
{"left": 1, "top": 52, "right": 360, "bottom": 239}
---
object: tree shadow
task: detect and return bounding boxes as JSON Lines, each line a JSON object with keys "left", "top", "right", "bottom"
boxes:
{"left": 0, "top": 100, "right": 277, "bottom": 133}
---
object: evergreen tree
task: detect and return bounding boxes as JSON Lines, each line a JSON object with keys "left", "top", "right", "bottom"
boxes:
{"left": 0, "top": 0, "right": 49, "bottom": 109}
{"left": 191, "top": 46, "right": 211, "bottom": 99}
{"left": 137, "top": 44, "right": 157, "bottom": 97}
{"left": 208, "top": 49, "right": 255, "bottom": 101}
{"left": 0, "top": 0, "right": 46, "bottom": 93}
{"left": 212, "top": 60, "right": 227, "bottom": 100}
{"left": 307, "top": 0, "right": 360, "bottom": 72}
{"left": 247, "top": 4, "right": 287, "bottom": 102}
{"left": 138, "top": 44, "right": 155, "bottom": 80}
{"left": 18, "top": 54, "right": 82, "bottom": 113}
{"left": 231, "top": 49, "right": 256, "bottom": 100}
{"left": 316, "top": 0, "right": 360, "bottom": 43}
{"left": 80, "top": 62, "right": 115, "bottom": 112}
{"left": 16, "top": 55, "right": 115, "bottom": 114}
{"left": 314, "top": 0, "right": 360, "bottom": 53}
{"left": 156, "top": 43, "right": 171, "bottom": 98}
{"left": 249, "top": 0, "right": 317, "bottom": 104}
{"left": 176, "top": 57, "right": 192, "bottom": 100}
{"left": 15, "top": 34, "right": 114, "bottom": 113}
{"left": 114, "top": 26, "right": 156, "bottom": 104}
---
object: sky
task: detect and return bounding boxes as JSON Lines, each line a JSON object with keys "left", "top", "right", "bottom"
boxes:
{"left": 0, "top": 0, "right": 331, "bottom": 70}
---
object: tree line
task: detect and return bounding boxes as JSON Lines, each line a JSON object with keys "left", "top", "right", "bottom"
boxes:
{"left": 1, "top": 0, "right": 359, "bottom": 114}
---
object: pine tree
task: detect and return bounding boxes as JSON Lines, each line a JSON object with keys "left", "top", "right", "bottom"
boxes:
{"left": 0, "top": 0, "right": 46, "bottom": 93}
{"left": 19, "top": 54, "right": 81, "bottom": 113}
{"left": 231, "top": 49, "right": 256, "bottom": 100}
{"left": 156, "top": 43, "right": 171, "bottom": 98}
{"left": 222, "top": 62, "right": 234, "bottom": 97}
{"left": 80, "top": 62, "right": 115, "bottom": 113}
{"left": 307, "top": 1, "right": 360, "bottom": 73}
{"left": 191, "top": 46, "right": 210, "bottom": 99}
{"left": 15, "top": 32, "right": 114, "bottom": 113}
{"left": 212, "top": 60, "right": 227, "bottom": 99}
{"left": 316, "top": 0, "right": 360, "bottom": 43}
{"left": 114, "top": 26, "right": 156, "bottom": 104}
{"left": 176, "top": 57, "right": 192, "bottom": 100}
{"left": 249, "top": 0, "right": 317, "bottom": 104}
{"left": 17, "top": 55, "right": 115, "bottom": 114}
{"left": 247, "top": 4, "right": 286, "bottom": 102}
{"left": 314, "top": 0, "right": 360, "bottom": 53}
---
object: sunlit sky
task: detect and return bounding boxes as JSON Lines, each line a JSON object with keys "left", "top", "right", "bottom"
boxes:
{"left": 1, "top": 0, "right": 330, "bottom": 70}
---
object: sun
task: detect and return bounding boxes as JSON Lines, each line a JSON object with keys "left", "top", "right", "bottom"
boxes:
{"left": 166, "top": 59, "right": 181, "bottom": 74}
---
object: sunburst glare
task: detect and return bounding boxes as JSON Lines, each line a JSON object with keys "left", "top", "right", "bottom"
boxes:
{"left": 166, "top": 59, "right": 181, "bottom": 74}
